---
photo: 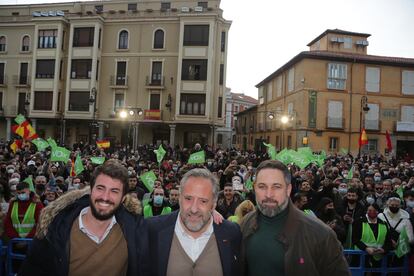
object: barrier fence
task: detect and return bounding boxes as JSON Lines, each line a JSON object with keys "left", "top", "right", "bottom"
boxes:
{"left": 0, "top": 240, "right": 410, "bottom": 275}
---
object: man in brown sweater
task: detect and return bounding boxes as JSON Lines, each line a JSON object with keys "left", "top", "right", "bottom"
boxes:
{"left": 19, "top": 160, "right": 149, "bottom": 276}
{"left": 148, "top": 168, "right": 241, "bottom": 276}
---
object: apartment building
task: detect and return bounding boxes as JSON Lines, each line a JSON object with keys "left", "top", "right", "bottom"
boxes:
{"left": 236, "top": 29, "right": 414, "bottom": 158}
{"left": 0, "top": 0, "right": 231, "bottom": 148}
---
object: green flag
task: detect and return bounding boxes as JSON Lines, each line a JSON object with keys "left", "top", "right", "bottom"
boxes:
{"left": 320, "top": 150, "right": 327, "bottom": 160}
{"left": 396, "top": 186, "right": 404, "bottom": 199}
{"left": 91, "top": 157, "right": 105, "bottom": 165}
{"left": 346, "top": 166, "right": 354, "bottom": 180}
{"left": 32, "top": 138, "right": 49, "bottom": 151}
{"left": 47, "top": 137, "right": 58, "bottom": 149}
{"left": 23, "top": 175, "right": 35, "bottom": 192}
{"left": 297, "top": 147, "right": 313, "bottom": 157}
{"left": 188, "top": 151, "right": 205, "bottom": 164}
{"left": 340, "top": 148, "right": 348, "bottom": 155}
{"left": 50, "top": 146, "right": 71, "bottom": 162}
{"left": 140, "top": 170, "right": 157, "bottom": 192}
{"left": 263, "top": 142, "right": 276, "bottom": 160}
{"left": 312, "top": 153, "right": 325, "bottom": 167}
{"left": 74, "top": 154, "right": 84, "bottom": 175}
{"left": 154, "top": 145, "right": 166, "bottom": 164}
{"left": 15, "top": 114, "right": 26, "bottom": 125}
{"left": 395, "top": 227, "right": 410, "bottom": 258}
{"left": 245, "top": 178, "right": 253, "bottom": 191}
{"left": 291, "top": 151, "right": 311, "bottom": 169}
{"left": 276, "top": 148, "right": 292, "bottom": 165}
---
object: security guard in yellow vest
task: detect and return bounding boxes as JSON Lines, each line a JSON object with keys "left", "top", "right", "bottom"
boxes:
{"left": 143, "top": 187, "right": 172, "bottom": 218}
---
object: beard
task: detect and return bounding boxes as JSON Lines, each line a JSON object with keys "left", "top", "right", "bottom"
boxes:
{"left": 180, "top": 209, "right": 212, "bottom": 232}
{"left": 257, "top": 197, "right": 289, "bottom": 218}
{"left": 90, "top": 198, "right": 121, "bottom": 221}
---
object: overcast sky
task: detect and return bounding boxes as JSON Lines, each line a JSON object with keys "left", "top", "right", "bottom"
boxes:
{"left": 3, "top": 0, "right": 414, "bottom": 99}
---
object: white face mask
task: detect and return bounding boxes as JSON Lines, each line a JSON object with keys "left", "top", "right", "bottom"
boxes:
{"left": 406, "top": 200, "right": 414, "bottom": 208}
{"left": 366, "top": 197, "right": 375, "bottom": 205}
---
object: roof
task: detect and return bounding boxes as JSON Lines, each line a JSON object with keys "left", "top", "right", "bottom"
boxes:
{"left": 256, "top": 50, "right": 414, "bottom": 87}
{"left": 235, "top": 105, "right": 257, "bottom": 116}
{"left": 307, "top": 29, "right": 371, "bottom": 46}
{"left": 230, "top": 93, "right": 258, "bottom": 104}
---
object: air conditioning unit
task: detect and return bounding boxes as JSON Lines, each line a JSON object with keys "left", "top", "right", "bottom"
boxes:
{"left": 337, "top": 37, "right": 344, "bottom": 43}
{"left": 330, "top": 37, "right": 338, "bottom": 42}
{"left": 194, "top": 6, "right": 203, "bottom": 12}
{"left": 356, "top": 40, "right": 369, "bottom": 46}
{"left": 181, "top": 7, "right": 190, "bottom": 12}
{"left": 362, "top": 40, "right": 369, "bottom": 46}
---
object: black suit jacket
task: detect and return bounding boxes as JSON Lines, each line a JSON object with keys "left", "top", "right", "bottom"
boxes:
{"left": 147, "top": 211, "right": 241, "bottom": 276}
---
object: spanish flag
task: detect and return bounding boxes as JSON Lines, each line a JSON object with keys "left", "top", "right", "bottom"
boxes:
{"left": 96, "top": 140, "right": 110, "bottom": 149}
{"left": 359, "top": 128, "right": 368, "bottom": 148}
{"left": 11, "top": 114, "right": 38, "bottom": 140}
{"left": 10, "top": 139, "right": 23, "bottom": 153}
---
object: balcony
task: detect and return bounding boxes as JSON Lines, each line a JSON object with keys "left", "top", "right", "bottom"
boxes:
{"left": 144, "top": 109, "right": 161, "bottom": 120}
{"left": 145, "top": 76, "right": 165, "bottom": 88}
{"left": 396, "top": 121, "right": 414, "bottom": 132}
{"left": 365, "top": 119, "right": 381, "bottom": 131}
{"left": 110, "top": 75, "right": 128, "bottom": 87}
{"left": 0, "top": 75, "right": 7, "bottom": 87}
{"left": 13, "top": 75, "right": 31, "bottom": 87}
{"left": 326, "top": 117, "right": 345, "bottom": 129}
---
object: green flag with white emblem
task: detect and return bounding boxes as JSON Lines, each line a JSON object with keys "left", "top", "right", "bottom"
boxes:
{"left": 154, "top": 144, "right": 166, "bottom": 165}
{"left": 91, "top": 157, "right": 105, "bottom": 165}
{"left": 188, "top": 151, "right": 205, "bottom": 164}
{"left": 140, "top": 170, "right": 157, "bottom": 192}
{"left": 32, "top": 138, "right": 49, "bottom": 151}
{"left": 395, "top": 227, "right": 410, "bottom": 258}
{"left": 263, "top": 142, "right": 277, "bottom": 160}
{"left": 51, "top": 146, "right": 70, "bottom": 162}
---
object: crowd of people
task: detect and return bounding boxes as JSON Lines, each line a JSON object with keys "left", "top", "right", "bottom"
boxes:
{"left": 0, "top": 139, "right": 414, "bottom": 275}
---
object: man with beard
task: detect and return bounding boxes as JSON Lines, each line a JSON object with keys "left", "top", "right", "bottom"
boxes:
{"left": 20, "top": 160, "right": 148, "bottom": 276}
{"left": 147, "top": 168, "right": 241, "bottom": 276}
{"left": 240, "top": 160, "right": 350, "bottom": 276}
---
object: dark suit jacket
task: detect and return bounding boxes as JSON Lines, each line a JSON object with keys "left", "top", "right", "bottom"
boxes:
{"left": 147, "top": 211, "right": 241, "bottom": 276}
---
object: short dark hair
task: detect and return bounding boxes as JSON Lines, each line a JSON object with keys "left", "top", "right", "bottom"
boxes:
{"left": 347, "top": 187, "right": 358, "bottom": 195}
{"left": 90, "top": 159, "right": 128, "bottom": 196}
{"left": 16, "top": 182, "right": 29, "bottom": 191}
{"left": 293, "top": 192, "right": 307, "bottom": 203}
{"left": 255, "top": 160, "right": 291, "bottom": 185}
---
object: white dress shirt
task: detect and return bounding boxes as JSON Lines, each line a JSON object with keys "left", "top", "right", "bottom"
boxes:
{"left": 174, "top": 213, "right": 214, "bottom": 262}
{"left": 78, "top": 206, "right": 117, "bottom": 244}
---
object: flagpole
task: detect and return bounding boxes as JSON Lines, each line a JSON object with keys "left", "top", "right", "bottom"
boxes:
{"left": 359, "top": 96, "right": 370, "bottom": 157}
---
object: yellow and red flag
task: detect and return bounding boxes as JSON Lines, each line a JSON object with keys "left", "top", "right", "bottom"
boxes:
{"left": 12, "top": 114, "right": 38, "bottom": 140}
{"left": 386, "top": 130, "right": 393, "bottom": 151}
{"left": 10, "top": 139, "right": 23, "bottom": 153}
{"left": 96, "top": 140, "right": 110, "bottom": 149}
{"left": 359, "top": 128, "right": 368, "bottom": 148}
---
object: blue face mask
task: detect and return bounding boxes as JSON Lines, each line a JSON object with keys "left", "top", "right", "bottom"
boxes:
{"left": 18, "top": 193, "right": 29, "bottom": 201}
{"left": 153, "top": 195, "right": 163, "bottom": 205}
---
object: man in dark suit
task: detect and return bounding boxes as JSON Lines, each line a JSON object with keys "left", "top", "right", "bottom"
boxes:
{"left": 148, "top": 168, "right": 241, "bottom": 276}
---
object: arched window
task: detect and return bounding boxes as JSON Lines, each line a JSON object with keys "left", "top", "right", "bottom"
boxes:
{"left": 153, "top": 29, "right": 164, "bottom": 49}
{"left": 22, "top": 35, "right": 30, "bottom": 52}
{"left": 118, "top": 30, "right": 128, "bottom": 49}
{"left": 0, "top": 36, "right": 6, "bottom": 52}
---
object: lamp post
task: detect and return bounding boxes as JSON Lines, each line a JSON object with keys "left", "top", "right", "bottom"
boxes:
{"left": 358, "top": 96, "right": 370, "bottom": 156}
{"left": 24, "top": 98, "right": 30, "bottom": 117}
{"left": 118, "top": 107, "right": 143, "bottom": 151}
{"left": 89, "top": 87, "right": 98, "bottom": 144}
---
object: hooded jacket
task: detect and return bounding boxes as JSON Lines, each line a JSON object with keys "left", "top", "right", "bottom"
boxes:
{"left": 19, "top": 188, "right": 149, "bottom": 276}
{"left": 240, "top": 201, "right": 350, "bottom": 276}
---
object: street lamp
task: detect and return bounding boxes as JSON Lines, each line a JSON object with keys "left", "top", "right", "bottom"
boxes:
{"left": 359, "top": 96, "right": 370, "bottom": 156}
{"left": 116, "top": 107, "right": 143, "bottom": 151}
{"left": 89, "top": 87, "right": 98, "bottom": 144}
{"left": 24, "top": 98, "right": 30, "bottom": 117}
{"left": 267, "top": 111, "right": 294, "bottom": 149}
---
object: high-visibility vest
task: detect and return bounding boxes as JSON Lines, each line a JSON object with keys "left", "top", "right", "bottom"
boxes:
{"left": 304, "top": 209, "right": 313, "bottom": 215}
{"left": 11, "top": 201, "right": 36, "bottom": 238}
{"left": 355, "top": 222, "right": 387, "bottom": 261}
{"left": 143, "top": 204, "right": 171, "bottom": 218}
{"left": 228, "top": 215, "right": 239, "bottom": 223}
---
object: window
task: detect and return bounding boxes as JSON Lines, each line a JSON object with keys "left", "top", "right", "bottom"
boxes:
{"left": 118, "top": 30, "right": 128, "bottom": 49}
{"left": 218, "top": 97, "right": 222, "bottom": 118}
{"left": 180, "top": 93, "right": 206, "bottom": 115}
{"left": 365, "top": 103, "right": 379, "bottom": 130}
{"left": 327, "top": 63, "right": 347, "bottom": 90}
{"left": 363, "top": 139, "right": 378, "bottom": 152}
{"left": 21, "top": 36, "right": 30, "bottom": 52}
{"left": 161, "top": 2, "right": 171, "bottom": 11}
{"left": 116, "top": 61, "right": 127, "bottom": 85}
{"left": 0, "top": 36, "right": 6, "bottom": 52}
{"left": 69, "top": 91, "right": 89, "bottom": 111}
{"left": 94, "top": 5, "right": 103, "bottom": 12}
{"left": 287, "top": 136, "right": 292, "bottom": 149}
{"left": 401, "top": 105, "right": 414, "bottom": 122}
{"left": 343, "top": 37, "right": 352, "bottom": 49}
{"left": 327, "top": 100, "right": 343, "bottom": 128}
{"left": 114, "top": 93, "right": 124, "bottom": 108}
{"left": 0, "top": 63, "right": 4, "bottom": 84}
{"left": 151, "top": 61, "right": 162, "bottom": 85}
{"left": 0, "top": 92, "right": 3, "bottom": 108}
{"left": 36, "top": 60, "right": 55, "bottom": 78}
{"left": 38, "top": 30, "right": 57, "bottom": 48}
{"left": 219, "top": 64, "right": 224, "bottom": 85}
{"left": 288, "top": 68, "right": 294, "bottom": 92}
{"left": 329, "top": 137, "right": 338, "bottom": 151}
{"left": 34, "top": 91, "right": 53, "bottom": 110}
{"left": 366, "top": 67, "right": 380, "bottom": 92}
{"left": 150, "top": 94, "right": 160, "bottom": 109}
{"left": 128, "top": 3, "right": 137, "bottom": 11}
{"left": 221, "top": 32, "right": 226, "bottom": 52}
{"left": 73, "top": 27, "right": 94, "bottom": 47}
{"left": 183, "top": 25, "right": 209, "bottom": 46}
{"left": 267, "top": 82, "right": 273, "bottom": 101}
{"left": 276, "top": 76, "right": 282, "bottom": 97}
{"left": 19, "top": 63, "right": 28, "bottom": 84}
{"left": 18, "top": 93, "right": 27, "bottom": 114}
{"left": 153, "top": 30, "right": 164, "bottom": 49}
{"left": 181, "top": 59, "right": 207, "bottom": 80}
{"left": 71, "top": 59, "right": 92, "bottom": 79}
{"left": 198, "top": 2, "right": 208, "bottom": 8}
{"left": 402, "top": 70, "right": 414, "bottom": 95}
